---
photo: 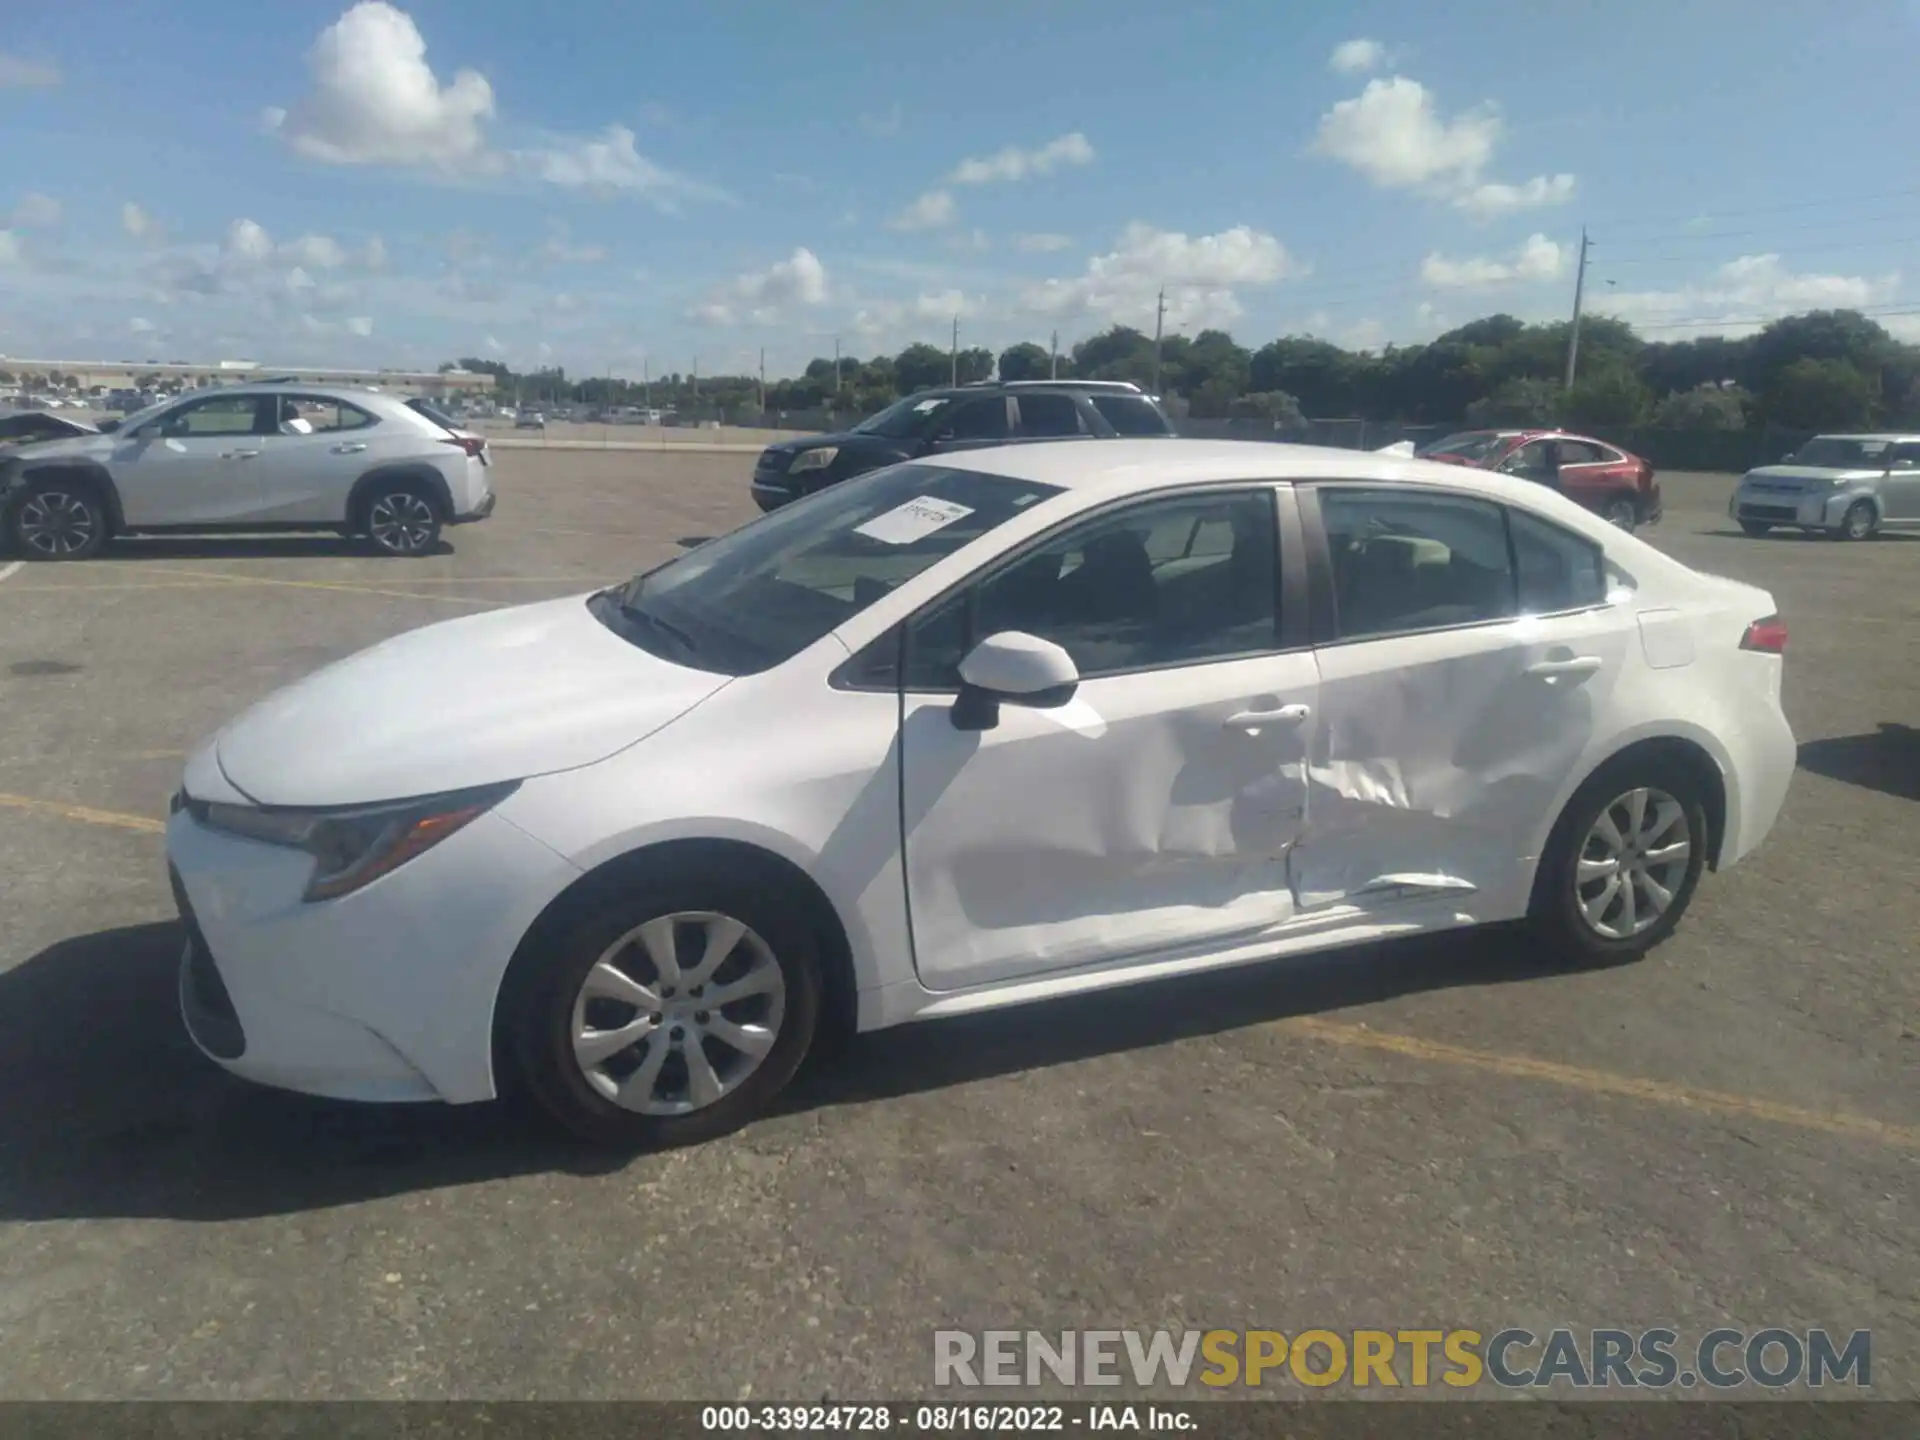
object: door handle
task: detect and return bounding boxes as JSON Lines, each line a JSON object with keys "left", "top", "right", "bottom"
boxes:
{"left": 221, "top": 448, "right": 262, "bottom": 459}
{"left": 1224, "top": 703, "right": 1312, "bottom": 731}
{"left": 1526, "top": 656, "right": 1603, "bottom": 677}
{"left": 330, "top": 442, "right": 368, "bottom": 454}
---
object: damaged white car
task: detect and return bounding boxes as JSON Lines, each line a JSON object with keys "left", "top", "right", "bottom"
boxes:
{"left": 168, "top": 439, "right": 1796, "bottom": 1147}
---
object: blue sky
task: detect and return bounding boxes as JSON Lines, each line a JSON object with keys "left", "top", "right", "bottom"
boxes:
{"left": 3, "top": 0, "right": 1918, "bottom": 378}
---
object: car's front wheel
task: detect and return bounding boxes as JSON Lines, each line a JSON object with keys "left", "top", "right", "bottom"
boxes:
{"left": 1531, "top": 755, "right": 1710, "bottom": 966}
{"left": 512, "top": 880, "right": 823, "bottom": 1148}
{"left": 7, "top": 477, "right": 109, "bottom": 561}
{"left": 1835, "top": 499, "right": 1878, "bottom": 541}
{"left": 360, "top": 482, "right": 443, "bottom": 556}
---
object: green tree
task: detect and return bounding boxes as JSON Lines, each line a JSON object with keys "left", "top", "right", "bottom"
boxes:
{"left": 1562, "top": 364, "right": 1653, "bottom": 429}
{"left": 1762, "top": 357, "right": 1878, "bottom": 429}
{"left": 1229, "top": 390, "right": 1306, "bottom": 430}
{"left": 956, "top": 346, "right": 995, "bottom": 384}
{"left": 893, "top": 342, "right": 951, "bottom": 393}
{"left": 1465, "top": 376, "right": 1561, "bottom": 427}
{"left": 1072, "top": 326, "right": 1156, "bottom": 384}
{"left": 1172, "top": 330, "right": 1251, "bottom": 413}
{"left": 997, "top": 341, "right": 1051, "bottom": 382}
{"left": 1744, "top": 310, "right": 1894, "bottom": 394}
{"left": 1650, "top": 384, "right": 1750, "bottom": 430}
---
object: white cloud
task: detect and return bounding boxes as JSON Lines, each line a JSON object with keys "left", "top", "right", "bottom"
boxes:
{"left": 1016, "top": 232, "right": 1073, "bottom": 253}
{"left": 889, "top": 190, "right": 955, "bottom": 231}
{"left": 1420, "top": 233, "right": 1566, "bottom": 289}
{"left": 363, "top": 235, "right": 388, "bottom": 268}
{"left": 282, "top": 233, "right": 348, "bottom": 269}
{"left": 1597, "top": 254, "right": 1901, "bottom": 338}
{"left": 347, "top": 316, "right": 375, "bottom": 336}
{"left": 1022, "top": 222, "right": 1302, "bottom": 330}
{"left": 849, "top": 290, "right": 985, "bottom": 346}
{"left": 121, "top": 202, "right": 156, "bottom": 240}
{"left": 484, "top": 333, "right": 505, "bottom": 355}
{"left": 0, "top": 52, "right": 60, "bottom": 89}
{"left": 1455, "top": 173, "right": 1576, "bottom": 218}
{"left": 947, "top": 229, "right": 991, "bottom": 254}
{"left": 129, "top": 317, "right": 158, "bottom": 334}
{"left": 1312, "top": 75, "right": 1573, "bottom": 217}
{"left": 950, "top": 132, "right": 1095, "bottom": 185}
{"left": 689, "top": 248, "right": 830, "bottom": 326}
{"left": 9, "top": 193, "right": 61, "bottom": 228}
{"left": 1329, "top": 38, "right": 1386, "bottom": 74}
{"left": 1312, "top": 77, "right": 1497, "bottom": 189}
{"left": 0, "top": 231, "right": 26, "bottom": 267}
{"left": 269, "top": 1, "right": 495, "bottom": 169}
{"left": 519, "top": 124, "right": 725, "bottom": 209}
{"left": 226, "top": 218, "right": 276, "bottom": 264}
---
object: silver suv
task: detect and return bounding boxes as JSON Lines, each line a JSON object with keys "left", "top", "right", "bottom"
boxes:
{"left": 0, "top": 382, "right": 496, "bottom": 560}
{"left": 1730, "top": 432, "right": 1920, "bottom": 540}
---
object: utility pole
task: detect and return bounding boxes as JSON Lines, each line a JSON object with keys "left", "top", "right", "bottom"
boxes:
{"left": 833, "top": 336, "right": 842, "bottom": 395}
{"left": 758, "top": 346, "right": 766, "bottom": 413}
{"left": 692, "top": 356, "right": 699, "bottom": 402}
{"left": 1049, "top": 329, "right": 1059, "bottom": 379}
{"left": 1564, "top": 227, "right": 1591, "bottom": 390}
{"left": 1149, "top": 287, "right": 1168, "bottom": 396}
{"left": 950, "top": 315, "right": 959, "bottom": 387}
{"left": 643, "top": 357, "right": 651, "bottom": 410}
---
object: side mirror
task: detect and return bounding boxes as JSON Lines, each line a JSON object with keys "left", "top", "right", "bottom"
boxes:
{"left": 96, "top": 417, "right": 121, "bottom": 434}
{"left": 951, "top": 630, "right": 1080, "bottom": 731}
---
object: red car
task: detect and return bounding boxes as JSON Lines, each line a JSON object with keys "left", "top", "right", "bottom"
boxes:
{"left": 1416, "top": 429, "right": 1661, "bottom": 530}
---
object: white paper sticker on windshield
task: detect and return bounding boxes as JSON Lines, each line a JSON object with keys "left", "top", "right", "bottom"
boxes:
{"left": 854, "top": 496, "right": 975, "bottom": 545}
{"left": 913, "top": 398, "right": 947, "bottom": 413}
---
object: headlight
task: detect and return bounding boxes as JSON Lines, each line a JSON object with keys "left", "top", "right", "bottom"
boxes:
{"left": 788, "top": 447, "right": 838, "bottom": 473}
{"left": 195, "top": 781, "right": 518, "bottom": 902}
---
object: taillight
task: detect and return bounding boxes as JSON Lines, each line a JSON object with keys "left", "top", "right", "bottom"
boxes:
{"left": 441, "top": 435, "right": 487, "bottom": 458}
{"left": 1740, "top": 615, "right": 1787, "bottom": 653}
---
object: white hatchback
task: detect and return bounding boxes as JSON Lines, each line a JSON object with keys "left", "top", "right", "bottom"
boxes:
{"left": 166, "top": 440, "right": 1796, "bottom": 1146}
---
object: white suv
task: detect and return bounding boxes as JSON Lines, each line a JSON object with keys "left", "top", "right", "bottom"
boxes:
{"left": 0, "top": 382, "right": 496, "bottom": 560}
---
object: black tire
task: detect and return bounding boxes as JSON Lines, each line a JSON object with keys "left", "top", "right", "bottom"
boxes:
{"left": 1529, "top": 753, "right": 1711, "bottom": 967}
{"left": 510, "top": 877, "right": 823, "bottom": 1148}
{"left": 1835, "top": 499, "right": 1877, "bottom": 541}
{"left": 1738, "top": 520, "right": 1771, "bottom": 537}
{"left": 359, "top": 480, "right": 443, "bottom": 556}
{"left": 1600, "top": 496, "right": 1639, "bottom": 531}
{"left": 6, "top": 476, "right": 109, "bottom": 561}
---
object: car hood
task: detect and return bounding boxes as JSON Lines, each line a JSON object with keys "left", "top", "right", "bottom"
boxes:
{"left": 763, "top": 430, "right": 905, "bottom": 459}
{"left": 1, "top": 431, "right": 113, "bottom": 464}
{"left": 1744, "top": 464, "right": 1884, "bottom": 485}
{"left": 213, "top": 593, "right": 732, "bottom": 807}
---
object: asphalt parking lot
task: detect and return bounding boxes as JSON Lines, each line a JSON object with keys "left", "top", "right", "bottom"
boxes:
{"left": 1, "top": 453, "right": 1915, "bottom": 1400}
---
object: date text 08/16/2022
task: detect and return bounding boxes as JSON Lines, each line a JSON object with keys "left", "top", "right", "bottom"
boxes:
{"left": 700, "top": 1405, "right": 1194, "bottom": 1432}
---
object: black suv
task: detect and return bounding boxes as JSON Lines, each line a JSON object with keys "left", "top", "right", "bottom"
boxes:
{"left": 749, "top": 380, "right": 1175, "bottom": 511}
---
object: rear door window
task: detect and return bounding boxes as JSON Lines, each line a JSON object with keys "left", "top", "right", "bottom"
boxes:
{"left": 1091, "top": 394, "right": 1173, "bottom": 436}
{"left": 1013, "top": 393, "right": 1086, "bottom": 438}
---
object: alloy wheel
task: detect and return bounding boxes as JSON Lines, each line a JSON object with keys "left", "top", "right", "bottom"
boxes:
{"left": 17, "top": 490, "right": 97, "bottom": 557}
{"left": 1841, "top": 503, "right": 1875, "bottom": 541}
{"left": 569, "top": 911, "right": 787, "bottom": 1116}
{"left": 367, "top": 492, "right": 437, "bottom": 553}
{"left": 1574, "top": 786, "right": 1692, "bottom": 940}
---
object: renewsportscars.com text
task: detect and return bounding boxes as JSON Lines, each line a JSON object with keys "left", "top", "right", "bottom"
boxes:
{"left": 932, "top": 1328, "right": 1871, "bottom": 1391}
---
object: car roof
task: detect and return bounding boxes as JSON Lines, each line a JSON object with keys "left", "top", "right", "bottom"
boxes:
{"left": 931, "top": 436, "right": 1585, "bottom": 505}
{"left": 1811, "top": 432, "right": 1920, "bottom": 443}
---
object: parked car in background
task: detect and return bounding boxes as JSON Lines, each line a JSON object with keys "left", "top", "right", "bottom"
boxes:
{"left": 0, "top": 382, "right": 494, "bottom": 560}
{"left": 516, "top": 411, "right": 547, "bottom": 430}
{"left": 1728, "top": 433, "right": 1920, "bottom": 540}
{"left": 1417, "top": 429, "right": 1661, "bottom": 531}
{"left": 749, "top": 380, "right": 1176, "bottom": 511}
{"left": 165, "top": 438, "right": 1794, "bottom": 1147}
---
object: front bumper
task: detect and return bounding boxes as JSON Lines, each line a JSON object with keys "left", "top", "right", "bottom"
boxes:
{"left": 1730, "top": 484, "right": 1849, "bottom": 529}
{"left": 166, "top": 800, "right": 578, "bottom": 1105}
{"left": 751, "top": 478, "right": 795, "bottom": 512}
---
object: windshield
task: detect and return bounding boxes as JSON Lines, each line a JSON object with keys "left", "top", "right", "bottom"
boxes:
{"left": 115, "top": 395, "right": 184, "bottom": 433}
{"left": 601, "top": 463, "right": 1062, "bottom": 675}
{"left": 1418, "top": 431, "right": 1509, "bottom": 462}
{"left": 1786, "top": 437, "right": 1893, "bottom": 469}
{"left": 851, "top": 392, "right": 954, "bottom": 438}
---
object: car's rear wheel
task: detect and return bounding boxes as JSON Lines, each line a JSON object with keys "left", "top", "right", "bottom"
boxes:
{"left": 7, "top": 478, "right": 109, "bottom": 561}
{"left": 1835, "top": 500, "right": 1877, "bottom": 541}
{"left": 1738, "top": 520, "right": 1771, "bottom": 537}
{"left": 511, "top": 880, "right": 822, "bottom": 1148}
{"left": 360, "top": 482, "right": 443, "bottom": 556}
{"left": 1531, "top": 755, "right": 1710, "bottom": 966}
{"left": 1600, "top": 496, "right": 1639, "bottom": 530}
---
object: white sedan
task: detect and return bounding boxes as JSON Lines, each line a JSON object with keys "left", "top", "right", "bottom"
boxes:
{"left": 166, "top": 440, "right": 1796, "bottom": 1146}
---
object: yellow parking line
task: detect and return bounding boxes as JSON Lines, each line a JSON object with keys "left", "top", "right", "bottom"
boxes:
{"left": 0, "top": 792, "right": 165, "bottom": 834}
{"left": 1283, "top": 1015, "right": 1920, "bottom": 1151}
{"left": 157, "top": 568, "right": 499, "bottom": 606}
